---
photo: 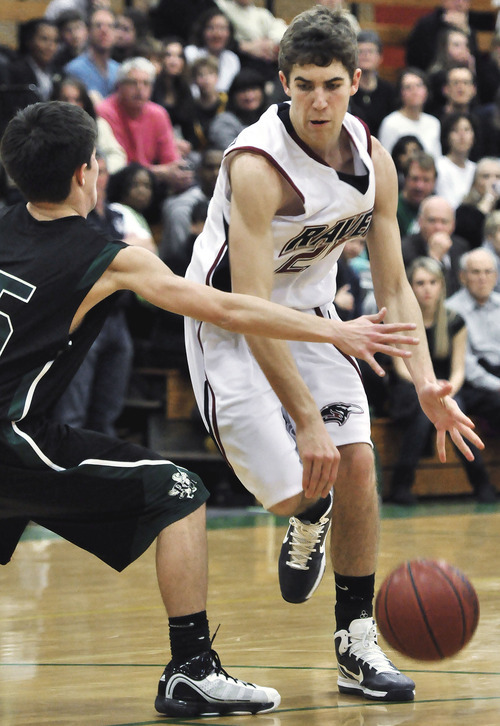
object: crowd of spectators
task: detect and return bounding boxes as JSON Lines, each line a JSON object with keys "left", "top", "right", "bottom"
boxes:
{"left": 1, "top": 0, "right": 500, "bottom": 504}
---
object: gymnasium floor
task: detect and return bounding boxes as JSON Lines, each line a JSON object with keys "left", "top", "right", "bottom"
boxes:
{"left": 1, "top": 498, "right": 500, "bottom": 726}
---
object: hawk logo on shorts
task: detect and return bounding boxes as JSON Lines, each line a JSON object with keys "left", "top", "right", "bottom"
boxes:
{"left": 320, "top": 402, "right": 364, "bottom": 426}
{"left": 169, "top": 471, "right": 197, "bottom": 499}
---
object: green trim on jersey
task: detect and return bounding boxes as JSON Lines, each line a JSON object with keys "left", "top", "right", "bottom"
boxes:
{"left": 76, "top": 241, "right": 125, "bottom": 290}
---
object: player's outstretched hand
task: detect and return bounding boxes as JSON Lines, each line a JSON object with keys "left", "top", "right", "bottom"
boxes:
{"left": 417, "top": 380, "right": 485, "bottom": 462}
{"left": 334, "top": 308, "right": 419, "bottom": 377}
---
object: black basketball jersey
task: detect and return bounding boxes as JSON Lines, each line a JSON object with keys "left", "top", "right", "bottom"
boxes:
{"left": 0, "top": 204, "right": 126, "bottom": 421}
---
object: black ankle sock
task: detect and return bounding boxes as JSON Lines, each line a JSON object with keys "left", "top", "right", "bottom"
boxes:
{"left": 298, "top": 493, "right": 331, "bottom": 523}
{"left": 168, "top": 610, "right": 211, "bottom": 663}
{"left": 334, "top": 573, "right": 375, "bottom": 631}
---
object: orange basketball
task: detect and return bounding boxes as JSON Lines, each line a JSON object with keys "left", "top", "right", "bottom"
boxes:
{"left": 375, "top": 559, "right": 479, "bottom": 661}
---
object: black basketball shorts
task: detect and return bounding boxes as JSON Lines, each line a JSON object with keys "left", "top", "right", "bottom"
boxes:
{"left": 0, "top": 417, "right": 209, "bottom": 571}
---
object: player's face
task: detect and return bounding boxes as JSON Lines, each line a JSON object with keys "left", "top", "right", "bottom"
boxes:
{"left": 280, "top": 61, "right": 361, "bottom": 152}
{"left": 411, "top": 267, "right": 442, "bottom": 314}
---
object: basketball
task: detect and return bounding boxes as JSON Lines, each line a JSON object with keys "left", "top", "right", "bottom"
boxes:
{"left": 375, "top": 559, "right": 479, "bottom": 661}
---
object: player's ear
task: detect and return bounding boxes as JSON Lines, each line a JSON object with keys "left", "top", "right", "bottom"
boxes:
{"left": 350, "top": 68, "right": 362, "bottom": 96}
{"left": 74, "top": 162, "right": 87, "bottom": 188}
{"left": 279, "top": 71, "right": 290, "bottom": 98}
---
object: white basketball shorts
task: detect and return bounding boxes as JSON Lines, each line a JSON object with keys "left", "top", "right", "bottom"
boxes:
{"left": 185, "top": 302, "right": 371, "bottom": 509}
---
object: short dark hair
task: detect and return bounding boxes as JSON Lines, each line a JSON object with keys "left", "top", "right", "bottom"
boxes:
{"left": 279, "top": 6, "right": 358, "bottom": 82}
{"left": 0, "top": 101, "right": 97, "bottom": 203}
{"left": 18, "top": 18, "right": 58, "bottom": 56}
{"left": 405, "top": 150, "right": 437, "bottom": 178}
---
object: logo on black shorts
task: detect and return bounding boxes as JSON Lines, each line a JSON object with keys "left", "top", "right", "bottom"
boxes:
{"left": 320, "top": 402, "right": 364, "bottom": 426}
{"left": 169, "top": 470, "right": 197, "bottom": 499}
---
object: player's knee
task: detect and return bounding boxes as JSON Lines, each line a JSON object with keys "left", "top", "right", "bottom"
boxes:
{"left": 268, "top": 492, "right": 305, "bottom": 517}
{"left": 337, "top": 443, "right": 376, "bottom": 494}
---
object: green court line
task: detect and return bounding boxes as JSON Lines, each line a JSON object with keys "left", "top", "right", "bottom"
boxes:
{"left": 1, "top": 662, "right": 500, "bottom": 677}
{"left": 18, "top": 498, "right": 500, "bottom": 544}
{"left": 100, "top": 695, "right": 500, "bottom": 726}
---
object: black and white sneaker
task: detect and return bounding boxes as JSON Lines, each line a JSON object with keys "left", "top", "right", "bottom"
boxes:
{"left": 335, "top": 618, "right": 415, "bottom": 702}
{"left": 278, "top": 492, "right": 333, "bottom": 603}
{"left": 154, "top": 649, "right": 281, "bottom": 717}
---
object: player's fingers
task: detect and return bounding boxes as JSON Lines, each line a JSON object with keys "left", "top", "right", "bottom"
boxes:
{"left": 374, "top": 333, "right": 419, "bottom": 347}
{"left": 450, "top": 427, "right": 474, "bottom": 461}
{"left": 363, "top": 354, "right": 386, "bottom": 377}
{"left": 303, "top": 457, "right": 321, "bottom": 498}
{"left": 375, "top": 345, "right": 413, "bottom": 359}
{"left": 365, "top": 308, "right": 386, "bottom": 323}
{"left": 436, "top": 429, "right": 447, "bottom": 463}
{"left": 375, "top": 322, "right": 418, "bottom": 334}
{"left": 458, "top": 422, "right": 485, "bottom": 450}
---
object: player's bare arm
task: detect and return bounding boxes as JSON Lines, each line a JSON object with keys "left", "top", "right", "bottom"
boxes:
{"left": 229, "top": 150, "right": 341, "bottom": 500}
{"left": 69, "top": 242, "right": 417, "bottom": 351}
{"left": 366, "top": 136, "right": 484, "bottom": 461}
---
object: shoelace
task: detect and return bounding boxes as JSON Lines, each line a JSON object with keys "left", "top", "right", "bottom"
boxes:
{"left": 209, "top": 627, "right": 255, "bottom": 688}
{"left": 209, "top": 649, "right": 255, "bottom": 688}
{"left": 339, "top": 622, "right": 398, "bottom": 673}
{"left": 286, "top": 516, "right": 328, "bottom": 570}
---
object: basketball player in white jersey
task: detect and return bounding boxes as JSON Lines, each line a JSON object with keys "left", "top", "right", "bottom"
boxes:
{"left": 185, "top": 5, "right": 483, "bottom": 702}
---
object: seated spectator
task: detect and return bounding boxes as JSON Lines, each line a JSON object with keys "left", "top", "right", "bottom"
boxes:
{"left": 435, "top": 111, "right": 477, "bottom": 209}
{"left": 397, "top": 151, "right": 437, "bottom": 236}
{"left": 44, "top": 0, "right": 110, "bottom": 22}
{"left": 50, "top": 153, "right": 134, "bottom": 436}
{"left": 406, "top": 0, "right": 497, "bottom": 73}
{"left": 378, "top": 68, "right": 442, "bottom": 159}
{"left": 391, "top": 135, "right": 424, "bottom": 190}
{"left": 430, "top": 66, "right": 479, "bottom": 141}
{"left": 476, "top": 31, "right": 500, "bottom": 105}
{"left": 52, "top": 10, "right": 89, "bottom": 71}
{"left": 208, "top": 67, "right": 269, "bottom": 150}
{"left": 455, "top": 156, "right": 500, "bottom": 249}
{"left": 97, "top": 57, "right": 194, "bottom": 195}
{"left": 160, "top": 147, "right": 224, "bottom": 273}
{"left": 106, "top": 162, "right": 157, "bottom": 252}
{"left": 482, "top": 210, "right": 500, "bottom": 290}
{"left": 474, "top": 86, "right": 500, "bottom": 159}
{"left": 215, "top": 0, "right": 287, "bottom": 84}
{"left": 149, "top": 0, "right": 218, "bottom": 44}
{"left": 402, "top": 195, "right": 470, "bottom": 296}
{"left": 65, "top": 7, "right": 119, "bottom": 103}
{"left": 52, "top": 75, "right": 126, "bottom": 173}
{"left": 190, "top": 56, "right": 228, "bottom": 150}
{"left": 152, "top": 38, "right": 198, "bottom": 153}
{"left": 447, "top": 248, "right": 500, "bottom": 433}
{"left": 112, "top": 8, "right": 152, "bottom": 64}
{"left": 8, "top": 18, "right": 59, "bottom": 101}
{"left": 426, "top": 26, "right": 475, "bottom": 113}
{"left": 388, "top": 256, "right": 495, "bottom": 504}
{"left": 316, "top": 0, "right": 360, "bottom": 35}
{"left": 349, "top": 30, "right": 395, "bottom": 138}
{"left": 185, "top": 8, "right": 241, "bottom": 94}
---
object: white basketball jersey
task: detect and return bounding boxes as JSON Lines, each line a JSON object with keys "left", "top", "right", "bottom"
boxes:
{"left": 186, "top": 102, "right": 375, "bottom": 309}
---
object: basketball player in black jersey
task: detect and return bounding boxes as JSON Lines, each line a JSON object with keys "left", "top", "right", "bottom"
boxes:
{"left": 0, "top": 101, "right": 421, "bottom": 717}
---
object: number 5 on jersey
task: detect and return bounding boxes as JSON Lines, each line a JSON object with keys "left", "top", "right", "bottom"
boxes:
{"left": 0, "top": 270, "right": 36, "bottom": 357}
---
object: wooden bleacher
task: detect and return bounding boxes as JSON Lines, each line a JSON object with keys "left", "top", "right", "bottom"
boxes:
{"left": 123, "top": 365, "right": 500, "bottom": 502}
